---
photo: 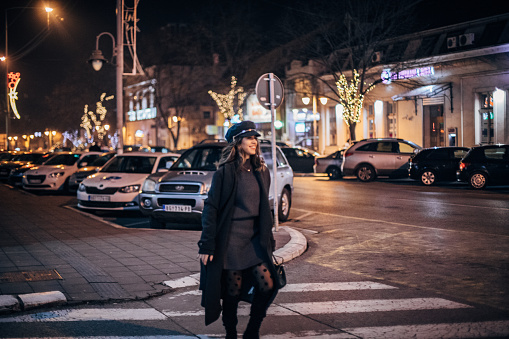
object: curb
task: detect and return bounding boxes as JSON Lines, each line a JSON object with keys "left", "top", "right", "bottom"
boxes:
{"left": 0, "top": 291, "right": 66, "bottom": 314}
{"left": 162, "top": 226, "right": 308, "bottom": 289}
{"left": 0, "top": 227, "right": 307, "bottom": 313}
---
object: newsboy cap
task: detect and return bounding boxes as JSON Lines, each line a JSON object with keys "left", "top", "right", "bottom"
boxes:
{"left": 225, "top": 120, "right": 261, "bottom": 143}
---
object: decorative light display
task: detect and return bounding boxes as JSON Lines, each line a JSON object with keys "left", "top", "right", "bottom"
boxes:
{"left": 208, "top": 76, "right": 247, "bottom": 121}
{"left": 335, "top": 70, "right": 374, "bottom": 126}
{"left": 80, "top": 93, "right": 114, "bottom": 141}
{"left": 62, "top": 130, "right": 82, "bottom": 148}
{"left": 7, "top": 72, "right": 21, "bottom": 119}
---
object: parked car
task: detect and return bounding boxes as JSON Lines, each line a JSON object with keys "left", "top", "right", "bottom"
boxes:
{"left": 0, "top": 152, "right": 50, "bottom": 181}
{"left": 68, "top": 152, "right": 117, "bottom": 191}
{"left": 456, "top": 144, "right": 509, "bottom": 189}
{"left": 341, "top": 138, "right": 422, "bottom": 182}
{"left": 408, "top": 147, "right": 470, "bottom": 185}
{"left": 77, "top": 152, "right": 180, "bottom": 211}
{"left": 8, "top": 153, "right": 55, "bottom": 186}
{"left": 280, "top": 146, "right": 319, "bottom": 173}
{"left": 22, "top": 152, "right": 102, "bottom": 192}
{"left": 139, "top": 139, "right": 294, "bottom": 229}
{"left": 314, "top": 149, "right": 345, "bottom": 180}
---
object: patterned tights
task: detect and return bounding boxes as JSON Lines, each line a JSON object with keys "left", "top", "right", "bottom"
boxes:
{"left": 224, "top": 262, "right": 274, "bottom": 297}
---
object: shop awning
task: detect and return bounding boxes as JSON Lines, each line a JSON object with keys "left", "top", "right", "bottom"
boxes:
{"left": 392, "top": 83, "right": 452, "bottom": 101}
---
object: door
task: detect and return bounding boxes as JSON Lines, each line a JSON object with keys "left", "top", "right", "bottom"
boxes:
{"left": 393, "top": 142, "right": 417, "bottom": 177}
{"left": 423, "top": 105, "right": 445, "bottom": 147}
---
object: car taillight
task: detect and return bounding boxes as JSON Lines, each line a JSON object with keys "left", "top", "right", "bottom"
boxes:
{"left": 459, "top": 162, "right": 469, "bottom": 171}
{"left": 344, "top": 151, "right": 354, "bottom": 158}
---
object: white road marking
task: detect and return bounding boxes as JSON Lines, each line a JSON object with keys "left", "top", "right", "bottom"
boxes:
{"left": 0, "top": 308, "right": 166, "bottom": 322}
{"left": 162, "top": 298, "right": 471, "bottom": 317}
{"left": 280, "top": 281, "right": 397, "bottom": 292}
{"left": 292, "top": 207, "right": 509, "bottom": 237}
{"left": 344, "top": 320, "right": 509, "bottom": 339}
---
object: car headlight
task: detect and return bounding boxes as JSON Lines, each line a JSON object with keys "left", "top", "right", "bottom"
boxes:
{"left": 49, "top": 172, "right": 65, "bottom": 178}
{"left": 119, "top": 184, "right": 141, "bottom": 193}
{"left": 78, "top": 183, "right": 86, "bottom": 192}
{"left": 142, "top": 179, "right": 156, "bottom": 193}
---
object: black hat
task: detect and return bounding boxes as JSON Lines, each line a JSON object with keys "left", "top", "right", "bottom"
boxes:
{"left": 225, "top": 120, "right": 261, "bottom": 143}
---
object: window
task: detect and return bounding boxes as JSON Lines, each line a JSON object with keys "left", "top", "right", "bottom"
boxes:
{"left": 484, "top": 147, "right": 505, "bottom": 160}
{"left": 479, "top": 92, "right": 494, "bottom": 144}
{"left": 203, "top": 111, "right": 211, "bottom": 119}
{"left": 376, "top": 142, "right": 393, "bottom": 152}
{"left": 453, "top": 149, "right": 468, "bottom": 159}
{"left": 429, "top": 148, "right": 449, "bottom": 160}
{"left": 398, "top": 142, "right": 416, "bottom": 154}
{"left": 387, "top": 103, "right": 397, "bottom": 138}
{"left": 368, "top": 105, "right": 375, "bottom": 138}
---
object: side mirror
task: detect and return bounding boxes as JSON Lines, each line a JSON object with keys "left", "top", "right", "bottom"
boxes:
{"left": 79, "top": 162, "right": 88, "bottom": 168}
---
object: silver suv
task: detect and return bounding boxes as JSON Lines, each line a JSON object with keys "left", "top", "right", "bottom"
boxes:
{"left": 139, "top": 140, "right": 294, "bottom": 228}
{"left": 341, "top": 138, "right": 421, "bottom": 182}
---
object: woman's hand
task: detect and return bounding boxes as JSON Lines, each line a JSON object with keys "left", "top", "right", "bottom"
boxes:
{"left": 199, "top": 254, "right": 213, "bottom": 265}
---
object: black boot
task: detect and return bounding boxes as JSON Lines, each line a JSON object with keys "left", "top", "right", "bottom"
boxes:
{"left": 243, "top": 291, "right": 271, "bottom": 339}
{"left": 222, "top": 295, "right": 239, "bottom": 339}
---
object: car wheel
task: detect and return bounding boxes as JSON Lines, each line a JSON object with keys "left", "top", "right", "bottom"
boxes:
{"left": 356, "top": 164, "right": 375, "bottom": 182}
{"left": 469, "top": 172, "right": 488, "bottom": 189}
{"left": 278, "top": 188, "right": 291, "bottom": 222}
{"left": 149, "top": 216, "right": 166, "bottom": 229}
{"left": 420, "top": 170, "right": 436, "bottom": 186}
{"left": 327, "top": 166, "right": 342, "bottom": 180}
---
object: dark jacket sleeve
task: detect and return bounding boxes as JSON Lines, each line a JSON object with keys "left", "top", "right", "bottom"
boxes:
{"left": 198, "top": 166, "right": 224, "bottom": 255}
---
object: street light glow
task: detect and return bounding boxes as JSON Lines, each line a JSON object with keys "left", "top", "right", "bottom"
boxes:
{"left": 45, "top": 7, "right": 54, "bottom": 13}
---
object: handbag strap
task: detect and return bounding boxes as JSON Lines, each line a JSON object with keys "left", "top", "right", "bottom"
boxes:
{"left": 272, "top": 254, "right": 283, "bottom": 265}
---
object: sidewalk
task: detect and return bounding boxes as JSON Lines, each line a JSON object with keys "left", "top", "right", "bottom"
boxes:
{"left": 0, "top": 185, "right": 307, "bottom": 313}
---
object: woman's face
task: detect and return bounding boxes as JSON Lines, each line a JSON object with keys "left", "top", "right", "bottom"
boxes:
{"left": 239, "top": 135, "right": 258, "bottom": 157}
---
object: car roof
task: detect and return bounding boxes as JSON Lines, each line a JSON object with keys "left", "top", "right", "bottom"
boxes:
{"left": 115, "top": 151, "right": 180, "bottom": 157}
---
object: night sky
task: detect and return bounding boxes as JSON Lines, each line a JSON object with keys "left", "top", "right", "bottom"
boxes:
{"left": 1, "top": 0, "right": 509, "bottom": 134}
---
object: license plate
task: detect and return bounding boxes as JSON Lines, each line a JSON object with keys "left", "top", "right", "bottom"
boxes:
{"left": 89, "top": 195, "right": 110, "bottom": 202}
{"left": 29, "top": 179, "right": 42, "bottom": 184}
{"left": 164, "top": 205, "right": 191, "bottom": 212}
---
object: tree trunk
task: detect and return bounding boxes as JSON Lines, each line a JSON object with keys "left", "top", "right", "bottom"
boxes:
{"left": 349, "top": 122, "right": 357, "bottom": 141}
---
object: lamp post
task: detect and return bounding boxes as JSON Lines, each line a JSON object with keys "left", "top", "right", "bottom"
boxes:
{"left": 88, "top": 0, "right": 124, "bottom": 154}
{"left": 3, "top": 6, "right": 54, "bottom": 151}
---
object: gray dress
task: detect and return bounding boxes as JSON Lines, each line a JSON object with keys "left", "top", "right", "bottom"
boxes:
{"left": 224, "top": 162, "right": 264, "bottom": 270}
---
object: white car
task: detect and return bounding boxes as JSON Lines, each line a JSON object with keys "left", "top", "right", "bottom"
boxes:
{"left": 22, "top": 152, "right": 102, "bottom": 192}
{"left": 77, "top": 152, "right": 180, "bottom": 211}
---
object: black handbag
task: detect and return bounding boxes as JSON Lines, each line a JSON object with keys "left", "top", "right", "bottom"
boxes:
{"left": 273, "top": 255, "right": 287, "bottom": 289}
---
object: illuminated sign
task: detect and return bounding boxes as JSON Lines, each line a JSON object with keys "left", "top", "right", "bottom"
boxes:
{"left": 7, "top": 72, "right": 21, "bottom": 118}
{"left": 381, "top": 66, "right": 434, "bottom": 84}
{"left": 127, "top": 107, "right": 157, "bottom": 121}
{"left": 245, "top": 94, "right": 271, "bottom": 123}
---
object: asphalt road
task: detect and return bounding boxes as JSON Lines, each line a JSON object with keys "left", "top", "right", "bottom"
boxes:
{"left": 290, "top": 176, "right": 509, "bottom": 311}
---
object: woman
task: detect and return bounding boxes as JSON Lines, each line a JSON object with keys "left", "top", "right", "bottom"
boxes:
{"left": 198, "top": 120, "right": 280, "bottom": 339}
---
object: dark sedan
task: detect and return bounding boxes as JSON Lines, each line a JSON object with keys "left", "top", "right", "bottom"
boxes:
{"left": 409, "top": 147, "right": 469, "bottom": 185}
{"left": 457, "top": 144, "right": 509, "bottom": 189}
{"left": 280, "top": 147, "right": 320, "bottom": 173}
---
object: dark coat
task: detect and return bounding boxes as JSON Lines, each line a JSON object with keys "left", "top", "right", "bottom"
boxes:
{"left": 198, "top": 161, "right": 278, "bottom": 325}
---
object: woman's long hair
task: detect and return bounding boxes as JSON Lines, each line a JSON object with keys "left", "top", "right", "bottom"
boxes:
{"left": 219, "top": 137, "right": 265, "bottom": 171}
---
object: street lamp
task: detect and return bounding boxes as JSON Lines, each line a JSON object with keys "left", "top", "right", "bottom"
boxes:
{"left": 4, "top": 5, "right": 54, "bottom": 151}
{"left": 87, "top": 0, "right": 124, "bottom": 154}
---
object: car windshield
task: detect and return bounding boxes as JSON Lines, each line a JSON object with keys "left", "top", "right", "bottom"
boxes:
{"left": 172, "top": 147, "right": 223, "bottom": 171}
{"left": 36, "top": 153, "right": 54, "bottom": 164}
{"left": 101, "top": 156, "right": 156, "bottom": 173}
{"left": 44, "top": 154, "right": 81, "bottom": 166}
{"left": 91, "top": 153, "right": 115, "bottom": 166}
{"left": 12, "top": 153, "right": 44, "bottom": 162}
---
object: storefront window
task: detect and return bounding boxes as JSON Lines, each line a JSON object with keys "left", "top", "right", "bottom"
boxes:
{"left": 479, "top": 92, "right": 494, "bottom": 144}
{"left": 329, "top": 107, "right": 337, "bottom": 146}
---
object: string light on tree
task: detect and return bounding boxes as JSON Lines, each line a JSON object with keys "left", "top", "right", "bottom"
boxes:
{"left": 80, "top": 93, "right": 114, "bottom": 141}
{"left": 208, "top": 76, "right": 247, "bottom": 122}
{"left": 335, "top": 70, "right": 375, "bottom": 126}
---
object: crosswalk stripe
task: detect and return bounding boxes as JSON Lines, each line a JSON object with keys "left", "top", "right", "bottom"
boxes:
{"left": 0, "top": 308, "right": 166, "bottom": 323}
{"left": 162, "top": 297, "right": 471, "bottom": 317}
{"left": 280, "top": 281, "right": 397, "bottom": 292}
